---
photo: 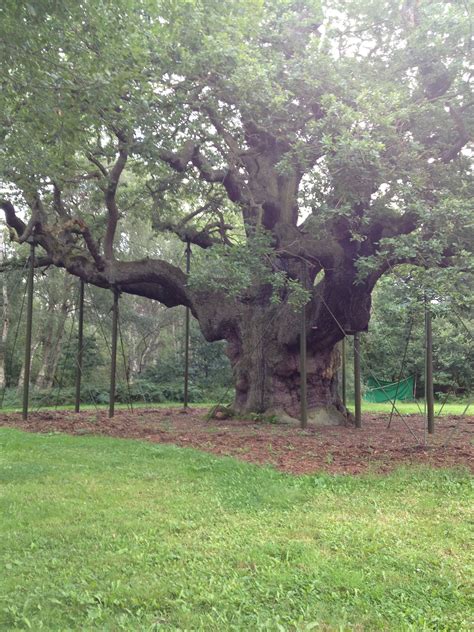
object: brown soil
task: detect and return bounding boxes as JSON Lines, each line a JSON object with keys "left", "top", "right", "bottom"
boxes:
{"left": 0, "top": 407, "right": 472, "bottom": 475}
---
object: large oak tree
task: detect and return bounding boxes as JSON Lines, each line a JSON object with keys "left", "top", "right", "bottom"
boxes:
{"left": 0, "top": 0, "right": 472, "bottom": 422}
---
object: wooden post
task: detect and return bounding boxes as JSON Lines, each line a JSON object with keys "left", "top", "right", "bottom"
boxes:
{"left": 22, "top": 243, "right": 35, "bottom": 421}
{"left": 354, "top": 332, "right": 362, "bottom": 428}
{"left": 74, "top": 279, "right": 84, "bottom": 413}
{"left": 425, "top": 298, "right": 435, "bottom": 434}
{"left": 109, "top": 288, "right": 119, "bottom": 419}
{"left": 341, "top": 337, "right": 346, "bottom": 407}
{"left": 300, "top": 302, "right": 308, "bottom": 428}
{"left": 183, "top": 240, "right": 191, "bottom": 408}
{"left": 300, "top": 261, "right": 308, "bottom": 429}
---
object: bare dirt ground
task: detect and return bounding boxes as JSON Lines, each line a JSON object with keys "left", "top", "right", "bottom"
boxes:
{"left": 0, "top": 407, "right": 472, "bottom": 475}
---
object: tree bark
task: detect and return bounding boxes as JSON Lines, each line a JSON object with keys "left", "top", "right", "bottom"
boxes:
{"left": 1, "top": 187, "right": 375, "bottom": 425}
{"left": 35, "top": 282, "right": 71, "bottom": 389}
{"left": 225, "top": 303, "right": 348, "bottom": 425}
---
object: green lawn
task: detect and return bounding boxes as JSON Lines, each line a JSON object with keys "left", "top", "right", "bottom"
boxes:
{"left": 0, "top": 429, "right": 472, "bottom": 631}
{"left": 347, "top": 400, "right": 471, "bottom": 416}
{"left": 1, "top": 400, "right": 471, "bottom": 416}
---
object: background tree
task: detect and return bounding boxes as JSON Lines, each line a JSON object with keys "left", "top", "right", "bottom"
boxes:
{"left": 0, "top": 0, "right": 472, "bottom": 422}
{"left": 362, "top": 267, "right": 474, "bottom": 398}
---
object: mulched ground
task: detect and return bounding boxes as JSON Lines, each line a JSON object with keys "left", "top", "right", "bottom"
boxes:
{"left": 0, "top": 407, "right": 472, "bottom": 475}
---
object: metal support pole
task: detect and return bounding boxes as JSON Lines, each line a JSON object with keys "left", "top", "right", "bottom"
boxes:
{"left": 74, "top": 279, "right": 85, "bottom": 413}
{"left": 300, "top": 303, "right": 308, "bottom": 428}
{"left": 22, "top": 243, "right": 35, "bottom": 421}
{"left": 341, "top": 337, "right": 346, "bottom": 407}
{"left": 183, "top": 240, "right": 191, "bottom": 408}
{"left": 109, "top": 288, "right": 119, "bottom": 419}
{"left": 354, "top": 332, "right": 362, "bottom": 428}
{"left": 425, "top": 298, "right": 435, "bottom": 434}
{"left": 300, "top": 262, "right": 308, "bottom": 429}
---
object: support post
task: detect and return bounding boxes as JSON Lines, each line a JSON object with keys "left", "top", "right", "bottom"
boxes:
{"left": 300, "top": 263, "right": 308, "bottom": 429}
{"left": 425, "top": 297, "right": 435, "bottom": 434}
{"left": 109, "top": 288, "right": 119, "bottom": 419}
{"left": 74, "top": 279, "right": 84, "bottom": 413}
{"left": 183, "top": 240, "right": 191, "bottom": 408}
{"left": 354, "top": 332, "right": 362, "bottom": 428}
{"left": 341, "top": 337, "right": 346, "bottom": 407}
{"left": 22, "top": 243, "right": 35, "bottom": 421}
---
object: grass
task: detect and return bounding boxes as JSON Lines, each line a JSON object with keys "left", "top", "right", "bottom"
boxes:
{"left": 347, "top": 400, "right": 471, "bottom": 416}
{"left": 0, "top": 401, "right": 213, "bottom": 414}
{"left": 0, "top": 429, "right": 472, "bottom": 630}
{"left": 1, "top": 400, "right": 470, "bottom": 416}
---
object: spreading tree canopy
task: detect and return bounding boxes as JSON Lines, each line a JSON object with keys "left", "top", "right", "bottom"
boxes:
{"left": 0, "top": 0, "right": 472, "bottom": 422}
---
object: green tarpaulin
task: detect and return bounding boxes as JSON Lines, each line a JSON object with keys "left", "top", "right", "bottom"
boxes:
{"left": 364, "top": 376, "right": 414, "bottom": 403}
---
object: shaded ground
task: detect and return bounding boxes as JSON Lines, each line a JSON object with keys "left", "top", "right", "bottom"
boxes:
{"left": 0, "top": 407, "right": 472, "bottom": 474}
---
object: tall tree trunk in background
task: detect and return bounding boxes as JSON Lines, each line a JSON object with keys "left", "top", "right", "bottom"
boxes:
{"left": 35, "top": 300, "right": 69, "bottom": 389}
{"left": 35, "top": 318, "right": 54, "bottom": 389}
{"left": 17, "top": 340, "right": 40, "bottom": 389}
{"left": 46, "top": 301, "right": 69, "bottom": 387}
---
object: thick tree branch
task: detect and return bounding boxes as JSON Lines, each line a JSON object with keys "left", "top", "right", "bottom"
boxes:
{"left": 0, "top": 200, "right": 26, "bottom": 238}
{"left": 0, "top": 255, "right": 53, "bottom": 272}
{"left": 153, "top": 219, "right": 220, "bottom": 248}
{"left": 104, "top": 136, "right": 128, "bottom": 260}
{"left": 159, "top": 141, "right": 247, "bottom": 206}
{"left": 158, "top": 140, "right": 196, "bottom": 172}
{"left": 364, "top": 210, "right": 418, "bottom": 245}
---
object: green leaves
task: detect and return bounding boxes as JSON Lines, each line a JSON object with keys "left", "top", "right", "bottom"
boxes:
{"left": 0, "top": 0, "right": 471, "bottom": 315}
{"left": 189, "top": 228, "right": 310, "bottom": 308}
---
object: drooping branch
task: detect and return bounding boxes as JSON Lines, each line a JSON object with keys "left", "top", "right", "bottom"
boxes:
{"left": 0, "top": 200, "right": 26, "bottom": 238}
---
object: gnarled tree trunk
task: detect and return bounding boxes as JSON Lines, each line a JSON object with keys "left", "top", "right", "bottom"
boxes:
{"left": 228, "top": 315, "right": 343, "bottom": 424}
{"left": 203, "top": 272, "right": 372, "bottom": 425}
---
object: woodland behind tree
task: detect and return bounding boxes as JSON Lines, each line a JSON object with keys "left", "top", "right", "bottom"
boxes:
{"left": 0, "top": 233, "right": 471, "bottom": 409}
{"left": 0, "top": 0, "right": 472, "bottom": 421}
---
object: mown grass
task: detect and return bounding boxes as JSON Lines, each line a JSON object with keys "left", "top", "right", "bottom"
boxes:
{"left": 347, "top": 400, "right": 471, "bottom": 416}
{"left": 1, "top": 400, "right": 470, "bottom": 416}
{"left": 0, "top": 428, "right": 472, "bottom": 631}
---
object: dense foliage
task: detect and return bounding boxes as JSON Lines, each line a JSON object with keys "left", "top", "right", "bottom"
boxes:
{"left": 0, "top": 0, "right": 472, "bottom": 418}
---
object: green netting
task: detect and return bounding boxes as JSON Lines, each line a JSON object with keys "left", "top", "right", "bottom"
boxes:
{"left": 364, "top": 376, "right": 414, "bottom": 403}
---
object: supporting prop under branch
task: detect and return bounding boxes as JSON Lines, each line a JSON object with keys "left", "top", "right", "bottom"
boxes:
{"left": 300, "top": 299, "right": 308, "bottom": 429}
{"left": 74, "top": 279, "right": 85, "bottom": 413}
{"left": 425, "top": 297, "right": 435, "bottom": 435}
{"left": 183, "top": 240, "right": 191, "bottom": 409}
{"left": 353, "top": 332, "right": 362, "bottom": 428}
{"left": 341, "top": 337, "right": 346, "bottom": 408}
{"left": 22, "top": 242, "right": 35, "bottom": 421}
{"left": 109, "top": 288, "right": 119, "bottom": 419}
